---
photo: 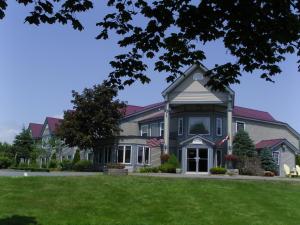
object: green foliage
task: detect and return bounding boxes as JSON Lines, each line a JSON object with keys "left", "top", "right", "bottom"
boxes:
{"left": 72, "top": 150, "right": 80, "bottom": 165}
{"left": 0, "top": 156, "right": 12, "bottom": 169}
{"left": 51, "top": 153, "right": 57, "bottom": 160}
{"left": 210, "top": 167, "right": 227, "bottom": 174}
{"left": 49, "top": 160, "right": 58, "bottom": 169}
{"left": 13, "top": 128, "right": 35, "bottom": 162}
{"left": 233, "top": 130, "right": 256, "bottom": 157}
{"left": 139, "top": 167, "right": 159, "bottom": 173}
{"left": 296, "top": 155, "right": 300, "bottom": 166}
{"left": 0, "top": 142, "right": 14, "bottom": 159}
{"left": 167, "top": 154, "right": 180, "bottom": 168}
{"left": 10, "top": 167, "right": 50, "bottom": 172}
{"left": 260, "top": 148, "right": 278, "bottom": 173}
{"left": 73, "top": 160, "right": 93, "bottom": 172}
{"left": 60, "top": 160, "right": 73, "bottom": 171}
{"left": 57, "top": 84, "right": 126, "bottom": 150}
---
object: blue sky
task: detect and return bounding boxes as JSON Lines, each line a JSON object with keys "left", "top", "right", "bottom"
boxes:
{"left": 0, "top": 2, "right": 300, "bottom": 143}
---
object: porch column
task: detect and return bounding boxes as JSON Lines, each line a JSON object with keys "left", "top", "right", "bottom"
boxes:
{"left": 164, "top": 102, "right": 170, "bottom": 154}
{"left": 227, "top": 100, "right": 233, "bottom": 155}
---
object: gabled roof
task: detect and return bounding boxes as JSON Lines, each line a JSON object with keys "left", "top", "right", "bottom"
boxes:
{"left": 28, "top": 123, "right": 43, "bottom": 139}
{"left": 139, "top": 112, "right": 164, "bottom": 123}
{"left": 233, "top": 106, "right": 276, "bottom": 122}
{"left": 255, "top": 138, "right": 299, "bottom": 153}
{"left": 255, "top": 139, "right": 285, "bottom": 149}
{"left": 161, "top": 64, "right": 235, "bottom": 98}
{"left": 42, "top": 117, "right": 63, "bottom": 135}
{"left": 123, "top": 102, "right": 165, "bottom": 118}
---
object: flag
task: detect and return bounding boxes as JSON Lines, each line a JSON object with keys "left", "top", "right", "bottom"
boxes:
{"left": 217, "top": 135, "right": 229, "bottom": 146}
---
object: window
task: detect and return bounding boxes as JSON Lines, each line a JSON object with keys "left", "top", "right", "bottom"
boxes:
{"left": 188, "top": 117, "right": 210, "bottom": 135}
{"left": 236, "top": 121, "right": 245, "bottom": 132}
{"left": 104, "top": 147, "right": 112, "bottom": 163}
{"left": 216, "top": 118, "right": 223, "bottom": 136}
{"left": 140, "top": 125, "right": 148, "bottom": 137}
{"left": 160, "top": 122, "right": 164, "bottom": 137}
{"left": 137, "top": 146, "right": 150, "bottom": 165}
{"left": 117, "top": 145, "right": 132, "bottom": 164}
{"left": 150, "top": 123, "right": 159, "bottom": 137}
{"left": 272, "top": 151, "right": 280, "bottom": 165}
{"left": 67, "top": 155, "right": 72, "bottom": 160}
{"left": 178, "top": 118, "right": 183, "bottom": 135}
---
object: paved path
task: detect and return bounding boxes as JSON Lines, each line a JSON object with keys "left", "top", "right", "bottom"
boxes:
{"left": 0, "top": 169, "right": 100, "bottom": 177}
{"left": 132, "top": 172, "right": 300, "bottom": 182}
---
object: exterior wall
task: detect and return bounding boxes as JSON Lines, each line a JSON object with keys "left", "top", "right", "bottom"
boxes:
{"left": 272, "top": 145, "right": 296, "bottom": 176}
{"left": 232, "top": 118, "right": 300, "bottom": 149}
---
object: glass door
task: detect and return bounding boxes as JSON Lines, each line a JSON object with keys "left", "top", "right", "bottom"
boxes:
{"left": 187, "top": 148, "right": 197, "bottom": 172}
{"left": 198, "top": 148, "right": 208, "bottom": 173}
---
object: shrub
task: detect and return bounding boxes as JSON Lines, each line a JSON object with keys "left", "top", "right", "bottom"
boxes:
{"left": 237, "top": 156, "right": 264, "bottom": 176}
{"left": 10, "top": 167, "right": 49, "bottom": 172}
{"left": 72, "top": 150, "right": 80, "bottom": 165}
{"left": 168, "top": 154, "right": 180, "bottom": 168}
{"left": 140, "top": 166, "right": 159, "bottom": 173}
{"left": 233, "top": 130, "right": 256, "bottom": 157}
{"left": 260, "top": 148, "right": 277, "bottom": 173}
{"left": 73, "top": 160, "right": 93, "bottom": 171}
{"left": 210, "top": 167, "right": 227, "bottom": 174}
{"left": 106, "top": 163, "right": 125, "bottom": 169}
{"left": 159, "top": 163, "right": 176, "bottom": 173}
{"left": 51, "top": 153, "right": 57, "bottom": 160}
{"left": 18, "top": 162, "right": 28, "bottom": 168}
{"left": 60, "top": 160, "right": 73, "bottom": 171}
{"left": 48, "top": 160, "right": 58, "bottom": 168}
{"left": 0, "top": 156, "right": 12, "bottom": 169}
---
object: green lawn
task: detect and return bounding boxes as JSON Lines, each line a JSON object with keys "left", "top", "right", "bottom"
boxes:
{"left": 0, "top": 175, "right": 299, "bottom": 225}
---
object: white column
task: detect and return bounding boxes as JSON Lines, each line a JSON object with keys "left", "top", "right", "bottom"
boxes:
{"left": 164, "top": 102, "right": 170, "bottom": 154}
{"left": 227, "top": 101, "right": 233, "bottom": 155}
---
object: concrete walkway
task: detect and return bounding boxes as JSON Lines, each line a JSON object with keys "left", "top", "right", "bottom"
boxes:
{"left": 132, "top": 172, "right": 300, "bottom": 182}
{"left": 0, "top": 169, "right": 100, "bottom": 177}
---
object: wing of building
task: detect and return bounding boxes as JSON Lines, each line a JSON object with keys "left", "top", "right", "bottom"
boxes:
{"left": 93, "top": 64, "right": 299, "bottom": 176}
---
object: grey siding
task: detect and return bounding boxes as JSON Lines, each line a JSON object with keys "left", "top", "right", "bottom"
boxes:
{"left": 232, "top": 118, "right": 300, "bottom": 149}
{"left": 272, "top": 145, "right": 296, "bottom": 176}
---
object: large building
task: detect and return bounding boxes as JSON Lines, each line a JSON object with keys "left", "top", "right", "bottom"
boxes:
{"left": 94, "top": 64, "right": 299, "bottom": 176}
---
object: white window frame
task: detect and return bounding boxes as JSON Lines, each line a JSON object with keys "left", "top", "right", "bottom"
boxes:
{"left": 236, "top": 121, "right": 246, "bottom": 132}
{"left": 216, "top": 117, "right": 223, "bottom": 136}
{"left": 160, "top": 122, "right": 164, "bottom": 137}
{"left": 188, "top": 117, "right": 211, "bottom": 135}
{"left": 117, "top": 145, "right": 132, "bottom": 164}
{"left": 140, "top": 125, "right": 149, "bottom": 137}
{"left": 178, "top": 118, "right": 183, "bottom": 136}
{"left": 137, "top": 146, "right": 151, "bottom": 165}
{"left": 272, "top": 151, "right": 280, "bottom": 166}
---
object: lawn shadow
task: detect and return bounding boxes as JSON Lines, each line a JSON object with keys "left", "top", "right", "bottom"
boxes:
{"left": 0, "top": 215, "right": 39, "bottom": 225}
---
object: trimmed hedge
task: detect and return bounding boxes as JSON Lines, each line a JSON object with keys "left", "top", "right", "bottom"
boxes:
{"left": 60, "top": 160, "right": 73, "bottom": 171}
{"left": 10, "top": 167, "right": 50, "bottom": 172}
{"left": 210, "top": 167, "right": 227, "bottom": 174}
{"left": 73, "top": 160, "right": 93, "bottom": 171}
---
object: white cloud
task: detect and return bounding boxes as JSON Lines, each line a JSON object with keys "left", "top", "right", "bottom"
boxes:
{"left": 0, "top": 122, "right": 22, "bottom": 144}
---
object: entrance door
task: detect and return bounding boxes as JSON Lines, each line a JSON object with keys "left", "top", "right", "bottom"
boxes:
{"left": 186, "top": 148, "right": 208, "bottom": 173}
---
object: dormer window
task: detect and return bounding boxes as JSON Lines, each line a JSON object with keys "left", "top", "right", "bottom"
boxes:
{"left": 140, "top": 125, "right": 148, "bottom": 137}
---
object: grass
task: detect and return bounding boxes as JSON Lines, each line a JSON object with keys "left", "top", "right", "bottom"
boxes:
{"left": 0, "top": 175, "right": 299, "bottom": 225}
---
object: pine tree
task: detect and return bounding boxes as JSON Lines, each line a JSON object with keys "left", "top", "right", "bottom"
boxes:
{"left": 72, "top": 150, "right": 80, "bottom": 165}
{"left": 233, "top": 130, "right": 256, "bottom": 157}
{"left": 260, "top": 148, "right": 277, "bottom": 173}
{"left": 13, "top": 128, "right": 35, "bottom": 163}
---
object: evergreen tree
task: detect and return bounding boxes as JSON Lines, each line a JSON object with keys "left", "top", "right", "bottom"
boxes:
{"left": 233, "top": 130, "right": 256, "bottom": 157}
{"left": 72, "top": 150, "right": 80, "bottom": 165}
{"left": 13, "top": 128, "right": 35, "bottom": 163}
{"left": 260, "top": 148, "right": 277, "bottom": 173}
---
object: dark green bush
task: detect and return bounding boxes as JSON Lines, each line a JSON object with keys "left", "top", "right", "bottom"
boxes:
{"left": 18, "top": 162, "right": 28, "bottom": 168}
{"left": 139, "top": 166, "right": 159, "bottom": 173}
{"left": 106, "top": 163, "right": 125, "bottom": 169}
{"left": 210, "top": 167, "right": 227, "bottom": 174}
{"left": 10, "top": 167, "right": 50, "bottom": 172}
{"left": 0, "top": 156, "right": 12, "bottom": 169}
{"left": 49, "top": 160, "right": 58, "bottom": 168}
{"left": 72, "top": 150, "right": 80, "bottom": 165}
{"left": 168, "top": 154, "right": 180, "bottom": 168}
{"left": 159, "top": 163, "right": 176, "bottom": 173}
{"left": 73, "top": 160, "right": 93, "bottom": 171}
{"left": 60, "top": 160, "right": 73, "bottom": 171}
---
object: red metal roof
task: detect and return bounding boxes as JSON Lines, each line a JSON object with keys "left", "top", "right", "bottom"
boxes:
{"left": 28, "top": 123, "right": 43, "bottom": 139}
{"left": 233, "top": 106, "right": 276, "bottom": 122}
{"left": 124, "top": 102, "right": 165, "bottom": 117}
{"left": 46, "top": 117, "right": 63, "bottom": 134}
{"left": 255, "top": 139, "right": 285, "bottom": 149}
